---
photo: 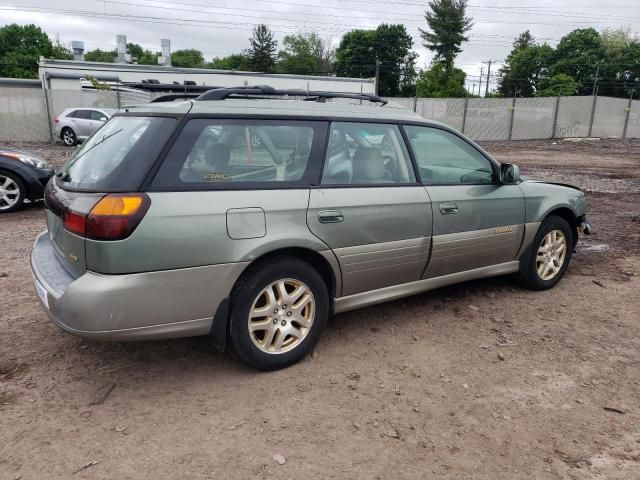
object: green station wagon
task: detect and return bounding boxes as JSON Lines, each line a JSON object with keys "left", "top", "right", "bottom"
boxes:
{"left": 31, "top": 86, "right": 592, "bottom": 370}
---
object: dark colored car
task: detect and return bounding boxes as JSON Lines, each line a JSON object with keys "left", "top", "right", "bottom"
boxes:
{"left": 0, "top": 148, "right": 55, "bottom": 213}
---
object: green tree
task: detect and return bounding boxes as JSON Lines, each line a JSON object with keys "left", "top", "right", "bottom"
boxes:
{"left": 416, "top": 61, "right": 466, "bottom": 97}
{"left": 0, "top": 23, "right": 70, "bottom": 78}
{"left": 171, "top": 49, "right": 205, "bottom": 68}
{"left": 125, "top": 43, "right": 157, "bottom": 65}
{"left": 550, "top": 28, "right": 604, "bottom": 95}
{"left": 209, "top": 53, "right": 251, "bottom": 70}
{"left": 374, "top": 24, "right": 417, "bottom": 97}
{"left": 85, "top": 49, "right": 117, "bottom": 63}
{"left": 247, "top": 24, "right": 277, "bottom": 72}
{"left": 419, "top": 0, "right": 473, "bottom": 76}
{"left": 51, "top": 36, "right": 73, "bottom": 60}
{"left": 537, "top": 74, "right": 579, "bottom": 96}
{"left": 277, "top": 33, "right": 335, "bottom": 75}
{"left": 335, "top": 30, "right": 376, "bottom": 79}
{"left": 598, "top": 28, "right": 640, "bottom": 98}
{"left": 501, "top": 44, "right": 554, "bottom": 96}
{"left": 497, "top": 30, "right": 536, "bottom": 96}
{"left": 335, "top": 24, "right": 417, "bottom": 97}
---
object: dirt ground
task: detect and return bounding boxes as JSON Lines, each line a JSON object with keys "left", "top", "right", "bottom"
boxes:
{"left": 1, "top": 139, "right": 639, "bottom": 480}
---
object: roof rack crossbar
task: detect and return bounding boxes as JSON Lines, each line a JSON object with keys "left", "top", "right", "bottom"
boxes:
{"left": 195, "top": 85, "right": 387, "bottom": 105}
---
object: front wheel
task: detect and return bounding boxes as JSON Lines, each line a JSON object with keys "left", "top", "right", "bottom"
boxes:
{"left": 518, "top": 215, "right": 573, "bottom": 290}
{"left": 229, "top": 257, "right": 329, "bottom": 370}
{"left": 0, "top": 171, "right": 25, "bottom": 213}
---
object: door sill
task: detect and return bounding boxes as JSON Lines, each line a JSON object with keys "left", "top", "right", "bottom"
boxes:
{"left": 334, "top": 261, "right": 519, "bottom": 313}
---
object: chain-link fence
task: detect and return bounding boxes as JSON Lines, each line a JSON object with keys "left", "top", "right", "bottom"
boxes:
{"left": 511, "top": 97, "right": 556, "bottom": 140}
{"left": 392, "top": 95, "right": 638, "bottom": 141}
{"left": 627, "top": 97, "right": 640, "bottom": 139}
{"left": 0, "top": 86, "right": 51, "bottom": 142}
{"left": 1, "top": 83, "right": 639, "bottom": 144}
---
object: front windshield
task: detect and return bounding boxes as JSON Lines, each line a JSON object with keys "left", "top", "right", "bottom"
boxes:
{"left": 59, "top": 116, "right": 176, "bottom": 191}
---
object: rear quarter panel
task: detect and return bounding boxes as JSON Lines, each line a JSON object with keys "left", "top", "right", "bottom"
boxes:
{"left": 85, "top": 189, "right": 332, "bottom": 274}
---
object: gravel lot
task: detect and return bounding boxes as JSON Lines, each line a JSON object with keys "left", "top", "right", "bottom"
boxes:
{"left": 1, "top": 139, "right": 639, "bottom": 480}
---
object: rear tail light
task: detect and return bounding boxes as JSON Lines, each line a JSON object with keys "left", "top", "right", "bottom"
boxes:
{"left": 54, "top": 117, "right": 59, "bottom": 123}
{"left": 63, "top": 193, "right": 150, "bottom": 240}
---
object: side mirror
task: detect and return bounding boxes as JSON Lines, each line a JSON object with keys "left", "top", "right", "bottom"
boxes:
{"left": 500, "top": 163, "right": 520, "bottom": 184}
{"left": 99, "top": 117, "right": 108, "bottom": 122}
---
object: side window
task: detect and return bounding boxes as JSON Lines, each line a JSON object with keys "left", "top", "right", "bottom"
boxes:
{"left": 152, "top": 119, "right": 323, "bottom": 188}
{"left": 89, "top": 110, "right": 106, "bottom": 121}
{"left": 321, "top": 122, "right": 416, "bottom": 185}
{"left": 404, "top": 126, "right": 495, "bottom": 184}
{"left": 74, "top": 110, "right": 91, "bottom": 120}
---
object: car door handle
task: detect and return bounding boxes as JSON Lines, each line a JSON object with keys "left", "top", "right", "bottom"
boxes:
{"left": 439, "top": 202, "right": 459, "bottom": 215}
{"left": 318, "top": 210, "right": 344, "bottom": 223}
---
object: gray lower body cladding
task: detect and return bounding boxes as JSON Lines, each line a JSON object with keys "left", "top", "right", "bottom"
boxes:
{"left": 31, "top": 231, "right": 249, "bottom": 341}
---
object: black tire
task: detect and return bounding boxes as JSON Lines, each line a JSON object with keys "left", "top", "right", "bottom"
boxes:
{"left": 0, "top": 170, "right": 25, "bottom": 213}
{"left": 61, "top": 127, "right": 77, "bottom": 146}
{"left": 517, "top": 215, "right": 574, "bottom": 290}
{"left": 229, "top": 256, "right": 329, "bottom": 371}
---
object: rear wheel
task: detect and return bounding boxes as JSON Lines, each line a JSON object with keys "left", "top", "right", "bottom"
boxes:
{"left": 518, "top": 215, "right": 573, "bottom": 290}
{"left": 61, "top": 127, "right": 77, "bottom": 146}
{"left": 229, "top": 256, "right": 328, "bottom": 370}
{"left": 0, "top": 171, "right": 25, "bottom": 213}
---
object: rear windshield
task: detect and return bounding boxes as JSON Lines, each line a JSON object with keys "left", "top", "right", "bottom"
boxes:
{"left": 58, "top": 116, "right": 176, "bottom": 191}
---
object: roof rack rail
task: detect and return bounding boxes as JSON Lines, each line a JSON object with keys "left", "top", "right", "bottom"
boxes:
{"left": 150, "top": 93, "right": 202, "bottom": 103}
{"left": 195, "top": 85, "right": 388, "bottom": 105}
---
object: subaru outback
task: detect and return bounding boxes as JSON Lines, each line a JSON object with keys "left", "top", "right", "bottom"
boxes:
{"left": 31, "top": 86, "right": 592, "bottom": 370}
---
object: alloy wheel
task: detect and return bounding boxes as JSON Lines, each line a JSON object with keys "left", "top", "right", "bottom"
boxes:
{"left": 63, "top": 129, "right": 75, "bottom": 146}
{"left": 248, "top": 278, "right": 315, "bottom": 354}
{"left": 536, "top": 229, "right": 567, "bottom": 281}
{"left": 0, "top": 175, "right": 20, "bottom": 211}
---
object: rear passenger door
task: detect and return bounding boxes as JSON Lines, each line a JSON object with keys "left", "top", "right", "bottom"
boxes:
{"left": 71, "top": 110, "right": 92, "bottom": 137}
{"left": 307, "top": 122, "right": 432, "bottom": 297}
{"left": 403, "top": 126, "right": 525, "bottom": 278}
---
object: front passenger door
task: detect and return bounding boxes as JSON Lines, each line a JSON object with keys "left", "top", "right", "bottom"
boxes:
{"left": 404, "top": 126, "right": 525, "bottom": 278}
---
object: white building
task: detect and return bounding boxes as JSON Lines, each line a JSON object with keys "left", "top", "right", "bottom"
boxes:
{"left": 39, "top": 58, "right": 375, "bottom": 94}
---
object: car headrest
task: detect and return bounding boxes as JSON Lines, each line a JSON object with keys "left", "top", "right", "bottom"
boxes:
{"left": 352, "top": 147, "right": 385, "bottom": 182}
{"left": 205, "top": 143, "right": 231, "bottom": 168}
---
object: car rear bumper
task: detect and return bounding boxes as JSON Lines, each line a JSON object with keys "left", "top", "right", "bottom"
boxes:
{"left": 30, "top": 231, "right": 248, "bottom": 341}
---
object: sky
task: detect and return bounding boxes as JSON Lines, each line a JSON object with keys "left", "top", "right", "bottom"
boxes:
{"left": 1, "top": 0, "right": 639, "bottom": 93}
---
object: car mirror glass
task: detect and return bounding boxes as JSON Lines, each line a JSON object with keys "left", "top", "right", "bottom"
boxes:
{"left": 501, "top": 163, "right": 520, "bottom": 184}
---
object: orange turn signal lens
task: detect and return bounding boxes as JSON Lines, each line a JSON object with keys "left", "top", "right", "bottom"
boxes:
{"left": 91, "top": 195, "right": 144, "bottom": 216}
{"left": 85, "top": 193, "right": 150, "bottom": 241}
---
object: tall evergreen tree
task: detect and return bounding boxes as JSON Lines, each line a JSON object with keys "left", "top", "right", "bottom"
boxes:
{"left": 248, "top": 24, "right": 277, "bottom": 73}
{"left": 419, "top": 0, "right": 473, "bottom": 75}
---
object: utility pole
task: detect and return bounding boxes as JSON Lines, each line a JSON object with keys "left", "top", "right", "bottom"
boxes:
{"left": 484, "top": 60, "right": 492, "bottom": 97}
{"left": 478, "top": 66, "right": 484, "bottom": 97}
{"left": 374, "top": 58, "right": 380, "bottom": 96}
{"left": 591, "top": 63, "right": 600, "bottom": 96}
{"left": 588, "top": 63, "right": 600, "bottom": 137}
{"left": 622, "top": 87, "right": 635, "bottom": 139}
